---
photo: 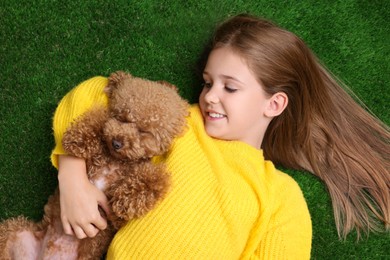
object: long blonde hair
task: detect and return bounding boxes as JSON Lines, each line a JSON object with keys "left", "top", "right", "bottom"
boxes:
{"left": 202, "top": 14, "right": 390, "bottom": 239}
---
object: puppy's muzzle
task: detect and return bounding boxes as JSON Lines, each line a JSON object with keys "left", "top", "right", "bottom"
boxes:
{"left": 112, "top": 140, "right": 123, "bottom": 150}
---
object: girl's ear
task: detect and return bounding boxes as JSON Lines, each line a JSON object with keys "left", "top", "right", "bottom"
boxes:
{"left": 265, "top": 92, "right": 288, "bottom": 118}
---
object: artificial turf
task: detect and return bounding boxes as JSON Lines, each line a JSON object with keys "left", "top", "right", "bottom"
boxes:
{"left": 0, "top": 0, "right": 389, "bottom": 259}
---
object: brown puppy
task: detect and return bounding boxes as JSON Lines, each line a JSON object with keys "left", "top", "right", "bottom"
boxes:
{"left": 0, "top": 71, "right": 189, "bottom": 259}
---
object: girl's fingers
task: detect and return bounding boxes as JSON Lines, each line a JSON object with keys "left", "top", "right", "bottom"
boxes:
{"left": 82, "top": 224, "right": 100, "bottom": 238}
{"left": 98, "top": 195, "right": 111, "bottom": 217}
{"left": 94, "top": 218, "right": 107, "bottom": 232}
{"left": 73, "top": 226, "right": 87, "bottom": 239}
{"left": 62, "top": 220, "right": 74, "bottom": 236}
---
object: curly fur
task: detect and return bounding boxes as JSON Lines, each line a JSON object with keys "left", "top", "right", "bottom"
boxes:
{"left": 0, "top": 71, "right": 189, "bottom": 259}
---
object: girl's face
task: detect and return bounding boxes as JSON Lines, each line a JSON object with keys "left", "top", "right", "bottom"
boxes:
{"left": 199, "top": 47, "right": 273, "bottom": 149}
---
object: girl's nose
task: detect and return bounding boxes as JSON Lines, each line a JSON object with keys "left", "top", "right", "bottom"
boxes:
{"left": 204, "top": 87, "right": 220, "bottom": 104}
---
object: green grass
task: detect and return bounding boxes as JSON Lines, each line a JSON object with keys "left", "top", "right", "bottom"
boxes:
{"left": 1, "top": 0, "right": 389, "bottom": 259}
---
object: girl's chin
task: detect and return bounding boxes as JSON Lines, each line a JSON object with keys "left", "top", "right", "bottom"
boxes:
{"left": 204, "top": 128, "right": 225, "bottom": 140}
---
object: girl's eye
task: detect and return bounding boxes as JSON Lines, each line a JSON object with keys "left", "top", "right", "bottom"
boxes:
{"left": 225, "top": 86, "right": 237, "bottom": 93}
{"left": 202, "top": 82, "right": 212, "bottom": 88}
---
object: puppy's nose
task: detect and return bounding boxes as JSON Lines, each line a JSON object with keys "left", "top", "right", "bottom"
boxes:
{"left": 112, "top": 140, "right": 123, "bottom": 150}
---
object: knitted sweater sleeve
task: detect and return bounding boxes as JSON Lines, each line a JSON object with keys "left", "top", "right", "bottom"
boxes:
{"left": 252, "top": 171, "right": 312, "bottom": 260}
{"left": 50, "top": 76, "right": 109, "bottom": 169}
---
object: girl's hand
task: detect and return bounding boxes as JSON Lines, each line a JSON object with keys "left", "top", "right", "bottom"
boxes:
{"left": 57, "top": 155, "right": 110, "bottom": 239}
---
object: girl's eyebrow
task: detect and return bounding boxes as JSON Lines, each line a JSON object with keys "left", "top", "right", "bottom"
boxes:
{"left": 203, "top": 71, "right": 244, "bottom": 84}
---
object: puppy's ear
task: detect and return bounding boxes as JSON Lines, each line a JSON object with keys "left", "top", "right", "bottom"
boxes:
{"left": 156, "top": 80, "right": 178, "bottom": 92}
{"left": 105, "top": 71, "right": 132, "bottom": 97}
{"left": 140, "top": 132, "right": 161, "bottom": 156}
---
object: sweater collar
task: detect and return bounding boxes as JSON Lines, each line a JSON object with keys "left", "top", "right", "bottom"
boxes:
{"left": 189, "top": 104, "right": 265, "bottom": 166}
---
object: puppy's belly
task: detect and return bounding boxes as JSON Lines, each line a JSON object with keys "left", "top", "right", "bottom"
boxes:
{"left": 9, "top": 230, "right": 41, "bottom": 260}
{"left": 9, "top": 219, "right": 79, "bottom": 260}
{"left": 39, "top": 219, "right": 79, "bottom": 260}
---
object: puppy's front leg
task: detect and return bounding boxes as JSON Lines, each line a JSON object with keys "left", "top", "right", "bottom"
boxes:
{"left": 62, "top": 107, "right": 108, "bottom": 159}
{"left": 108, "top": 162, "right": 170, "bottom": 228}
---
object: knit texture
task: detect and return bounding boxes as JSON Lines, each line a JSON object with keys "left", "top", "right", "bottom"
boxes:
{"left": 51, "top": 77, "right": 312, "bottom": 259}
{"left": 51, "top": 76, "right": 109, "bottom": 168}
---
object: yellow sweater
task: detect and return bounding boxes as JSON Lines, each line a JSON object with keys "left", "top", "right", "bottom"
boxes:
{"left": 51, "top": 76, "right": 312, "bottom": 259}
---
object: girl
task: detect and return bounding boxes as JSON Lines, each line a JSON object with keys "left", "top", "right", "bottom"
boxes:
{"left": 52, "top": 14, "right": 389, "bottom": 259}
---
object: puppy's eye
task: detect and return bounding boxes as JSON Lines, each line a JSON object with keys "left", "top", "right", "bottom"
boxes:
{"left": 139, "top": 129, "right": 150, "bottom": 135}
{"left": 113, "top": 114, "right": 123, "bottom": 121}
{"left": 114, "top": 115, "right": 131, "bottom": 123}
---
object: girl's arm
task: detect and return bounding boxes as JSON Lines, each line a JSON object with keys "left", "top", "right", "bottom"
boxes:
{"left": 251, "top": 178, "right": 312, "bottom": 260}
{"left": 51, "top": 76, "right": 109, "bottom": 238}
{"left": 58, "top": 155, "right": 109, "bottom": 238}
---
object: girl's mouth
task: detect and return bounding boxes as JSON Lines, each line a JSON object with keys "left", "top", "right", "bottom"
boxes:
{"left": 208, "top": 112, "right": 225, "bottom": 118}
{"left": 206, "top": 112, "right": 226, "bottom": 121}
